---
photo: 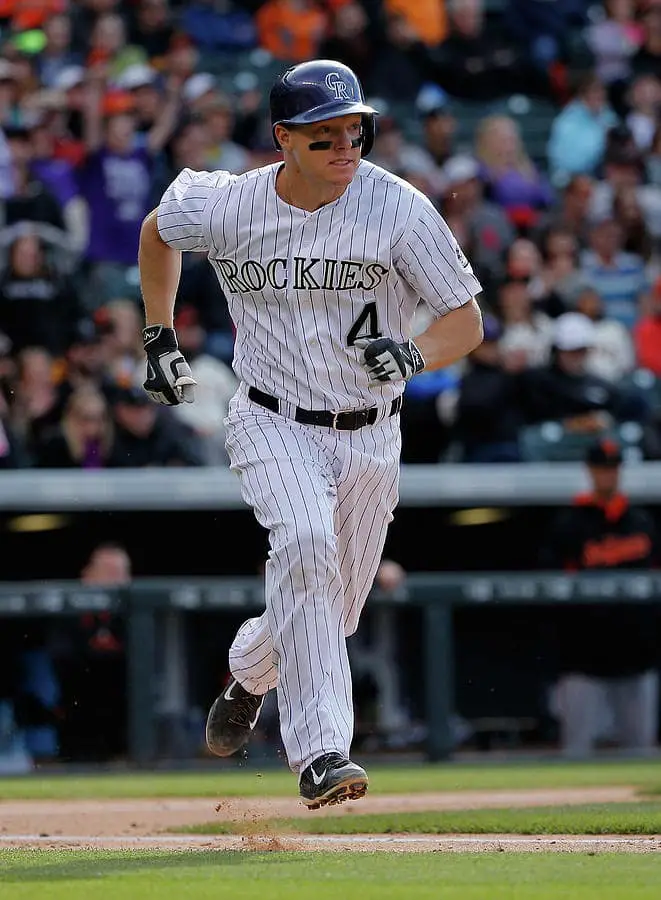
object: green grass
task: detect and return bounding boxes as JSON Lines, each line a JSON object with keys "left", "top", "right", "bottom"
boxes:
{"left": 1, "top": 760, "right": 661, "bottom": 801}
{"left": 1, "top": 850, "right": 660, "bottom": 900}
{"left": 177, "top": 802, "right": 661, "bottom": 837}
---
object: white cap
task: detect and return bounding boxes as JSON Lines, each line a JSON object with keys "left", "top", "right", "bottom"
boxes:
{"left": 117, "top": 63, "right": 158, "bottom": 91}
{"left": 441, "top": 155, "right": 480, "bottom": 188}
{"left": 553, "top": 312, "right": 596, "bottom": 351}
{"left": 54, "top": 65, "right": 85, "bottom": 92}
{"left": 0, "top": 59, "right": 15, "bottom": 81}
{"left": 182, "top": 73, "right": 216, "bottom": 103}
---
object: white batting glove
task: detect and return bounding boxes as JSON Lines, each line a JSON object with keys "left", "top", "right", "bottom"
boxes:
{"left": 142, "top": 325, "right": 197, "bottom": 405}
{"left": 356, "top": 337, "right": 425, "bottom": 384}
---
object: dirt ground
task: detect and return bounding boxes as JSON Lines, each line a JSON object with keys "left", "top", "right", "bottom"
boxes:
{"left": 1, "top": 785, "right": 659, "bottom": 852}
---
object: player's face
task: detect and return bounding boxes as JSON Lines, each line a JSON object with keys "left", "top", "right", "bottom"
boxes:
{"left": 283, "top": 114, "right": 362, "bottom": 187}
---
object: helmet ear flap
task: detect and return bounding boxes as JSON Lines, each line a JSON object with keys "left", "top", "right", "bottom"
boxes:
{"left": 361, "top": 115, "right": 375, "bottom": 156}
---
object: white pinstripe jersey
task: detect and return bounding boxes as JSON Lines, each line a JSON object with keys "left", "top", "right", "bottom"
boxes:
{"left": 157, "top": 160, "right": 482, "bottom": 409}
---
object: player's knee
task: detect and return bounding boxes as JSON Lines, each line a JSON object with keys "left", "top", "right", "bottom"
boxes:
{"left": 280, "top": 521, "right": 337, "bottom": 587}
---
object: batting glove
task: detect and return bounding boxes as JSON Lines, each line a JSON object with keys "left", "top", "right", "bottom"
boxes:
{"left": 356, "top": 338, "right": 425, "bottom": 384}
{"left": 142, "top": 324, "right": 197, "bottom": 405}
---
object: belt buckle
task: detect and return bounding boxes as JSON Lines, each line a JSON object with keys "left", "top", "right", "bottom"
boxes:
{"left": 331, "top": 407, "right": 355, "bottom": 430}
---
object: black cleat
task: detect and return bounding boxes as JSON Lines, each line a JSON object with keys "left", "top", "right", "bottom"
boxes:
{"left": 299, "top": 753, "right": 368, "bottom": 810}
{"left": 205, "top": 678, "right": 265, "bottom": 757}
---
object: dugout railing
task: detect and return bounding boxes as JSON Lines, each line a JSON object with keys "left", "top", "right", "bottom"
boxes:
{"left": 1, "top": 571, "right": 660, "bottom": 765}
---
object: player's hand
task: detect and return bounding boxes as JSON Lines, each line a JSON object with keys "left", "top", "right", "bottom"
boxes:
{"left": 142, "top": 324, "right": 197, "bottom": 405}
{"left": 356, "top": 337, "right": 425, "bottom": 383}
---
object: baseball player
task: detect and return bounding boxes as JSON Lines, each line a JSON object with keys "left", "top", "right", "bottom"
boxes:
{"left": 138, "top": 60, "right": 483, "bottom": 808}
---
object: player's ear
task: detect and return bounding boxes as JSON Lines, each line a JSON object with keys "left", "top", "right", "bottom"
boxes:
{"left": 274, "top": 123, "right": 291, "bottom": 151}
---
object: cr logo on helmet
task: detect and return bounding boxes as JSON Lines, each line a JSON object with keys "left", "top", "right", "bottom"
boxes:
{"left": 325, "top": 72, "right": 352, "bottom": 101}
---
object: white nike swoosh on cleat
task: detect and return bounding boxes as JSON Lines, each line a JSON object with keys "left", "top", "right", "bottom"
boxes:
{"left": 311, "top": 768, "right": 327, "bottom": 785}
{"left": 223, "top": 681, "right": 236, "bottom": 701}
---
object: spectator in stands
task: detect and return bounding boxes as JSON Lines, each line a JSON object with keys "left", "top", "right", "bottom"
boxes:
{"left": 589, "top": 139, "right": 661, "bottom": 243}
{"left": 634, "top": 275, "right": 661, "bottom": 376}
{"left": 547, "top": 72, "right": 619, "bottom": 186}
{"left": 108, "top": 382, "right": 204, "bottom": 467}
{"left": 453, "top": 314, "right": 523, "bottom": 462}
{"left": 37, "top": 12, "right": 82, "bottom": 89}
{"left": 535, "top": 228, "right": 583, "bottom": 316}
{"left": 0, "top": 334, "right": 27, "bottom": 469}
{"left": 585, "top": 0, "right": 642, "bottom": 111}
{"left": 625, "top": 73, "right": 661, "bottom": 151}
{"left": 99, "top": 299, "right": 145, "bottom": 386}
{"left": 632, "top": 3, "right": 661, "bottom": 77}
{"left": 319, "top": 0, "right": 375, "bottom": 88}
{"left": 369, "top": 115, "right": 442, "bottom": 193}
{"left": 613, "top": 184, "right": 654, "bottom": 259}
{"left": 543, "top": 438, "right": 659, "bottom": 759}
{"left": 497, "top": 276, "right": 554, "bottom": 370}
{"left": 9, "top": 346, "right": 63, "bottom": 454}
{"left": 170, "top": 305, "right": 238, "bottom": 466}
{"left": 506, "top": 0, "right": 590, "bottom": 72}
{"left": 415, "top": 84, "right": 456, "bottom": 168}
{"left": 537, "top": 174, "right": 595, "bottom": 248}
{"left": 128, "top": 0, "right": 176, "bottom": 62}
{"left": 34, "top": 384, "right": 115, "bottom": 468}
{"left": 0, "top": 231, "right": 85, "bottom": 356}
{"left": 579, "top": 217, "right": 648, "bottom": 329}
{"left": 439, "top": 154, "right": 514, "bottom": 288}
{"left": 116, "top": 63, "right": 162, "bottom": 139}
{"left": 4, "top": 126, "right": 65, "bottom": 233}
{"left": 202, "top": 95, "right": 251, "bottom": 175}
{"left": 475, "top": 116, "right": 554, "bottom": 226}
{"left": 519, "top": 312, "right": 625, "bottom": 432}
{"left": 572, "top": 284, "right": 636, "bottom": 382}
{"left": 78, "top": 64, "right": 180, "bottom": 305}
{"left": 87, "top": 12, "right": 147, "bottom": 79}
{"left": 180, "top": 0, "right": 256, "bottom": 54}
{"left": 255, "top": 0, "right": 328, "bottom": 62}
{"left": 403, "top": 0, "right": 541, "bottom": 102}
{"left": 384, "top": 0, "right": 448, "bottom": 48}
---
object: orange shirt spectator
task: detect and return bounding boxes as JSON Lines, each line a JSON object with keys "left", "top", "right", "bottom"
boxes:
{"left": 634, "top": 279, "right": 661, "bottom": 377}
{"left": 385, "top": 0, "right": 447, "bottom": 46}
{"left": 0, "top": 0, "right": 65, "bottom": 30}
{"left": 256, "top": 0, "right": 329, "bottom": 62}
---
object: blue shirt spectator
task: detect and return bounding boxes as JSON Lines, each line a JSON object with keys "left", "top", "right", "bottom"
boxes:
{"left": 548, "top": 73, "right": 619, "bottom": 185}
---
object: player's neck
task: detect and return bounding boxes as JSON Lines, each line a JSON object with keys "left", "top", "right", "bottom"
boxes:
{"left": 276, "top": 165, "right": 348, "bottom": 212}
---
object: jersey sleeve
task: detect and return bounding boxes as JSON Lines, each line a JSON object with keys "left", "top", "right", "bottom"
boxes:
{"left": 156, "top": 168, "right": 234, "bottom": 252}
{"left": 395, "top": 201, "right": 482, "bottom": 316}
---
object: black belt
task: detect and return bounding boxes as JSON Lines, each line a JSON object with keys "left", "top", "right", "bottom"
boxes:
{"left": 248, "top": 386, "right": 402, "bottom": 431}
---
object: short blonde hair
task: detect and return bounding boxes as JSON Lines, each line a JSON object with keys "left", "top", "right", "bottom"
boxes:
{"left": 474, "top": 115, "right": 533, "bottom": 176}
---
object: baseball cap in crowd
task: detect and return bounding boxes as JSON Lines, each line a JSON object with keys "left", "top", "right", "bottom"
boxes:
{"left": 415, "top": 83, "right": 450, "bottom": 118}
{"left": 117, "top": 63, "right": 159, "bottom": 92}
{"left": 586, "top": 438, "right": 623, "bottom": 467}
{"left": 54, "top": 65, "right": 85, "bottom": 92}
{"left": 553, "top": 312, "right": 596, "bottom": 351}
{"left": 441, "top": 155, "right": 480, "bottom": 188}
{"left": 182, "top": 72, "right": 216, "bottom": 104}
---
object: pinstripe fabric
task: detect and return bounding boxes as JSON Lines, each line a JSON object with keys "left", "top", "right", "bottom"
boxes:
{"left": 225, "top": 385, "right": 400, "bottom": 773}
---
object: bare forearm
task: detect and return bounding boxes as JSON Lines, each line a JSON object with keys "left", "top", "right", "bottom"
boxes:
{"left": 139, "top": 210, "right": 182, "bottom": 327}
{"left": 415, "top": 299, "right": 483, "bottom": 371}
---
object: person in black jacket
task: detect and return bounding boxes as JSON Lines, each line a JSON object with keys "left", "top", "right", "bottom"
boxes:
{"left": 542, "top": 438, "right": 660, "bottom": 758}
{"left": 519, "top": 312, "right": 627, "bottom": 432}
{"left": 454, "top": 314, "right": 523, "bottom": 462}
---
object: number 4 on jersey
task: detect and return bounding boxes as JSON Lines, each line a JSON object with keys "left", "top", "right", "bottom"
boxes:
{"left": 346, "top": 301, "right": 382, "bottom": 347}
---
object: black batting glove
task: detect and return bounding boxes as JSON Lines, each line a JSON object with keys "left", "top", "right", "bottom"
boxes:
{"left": 142, "top": 324, "right": 197, "bottom": 405}
{"left": 356, "top": 337, "right": 425, "bottom": 384}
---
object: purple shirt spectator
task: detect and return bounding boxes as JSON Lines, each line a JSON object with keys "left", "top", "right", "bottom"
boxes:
{"left": 31, "top": 159, "right": 79, "bottom": 209}
{"left": 78, "top": 147, "right": 152, "bottom": 265}
{"left": 482, "top": 166, "right": 555, "bottom": 211}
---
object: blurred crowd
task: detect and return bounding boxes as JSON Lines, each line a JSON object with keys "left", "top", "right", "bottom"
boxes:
{"left": 0, "top": 0, "right": 660, "bottom": 467}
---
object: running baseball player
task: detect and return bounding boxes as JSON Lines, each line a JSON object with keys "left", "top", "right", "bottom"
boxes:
{"left": 138, "top": 60, "right": 483, "bottom": 809}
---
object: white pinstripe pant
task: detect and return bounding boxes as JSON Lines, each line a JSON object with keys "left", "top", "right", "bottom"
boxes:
{"left": 224, "top": 385, "right": 401, "bottom": 774}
